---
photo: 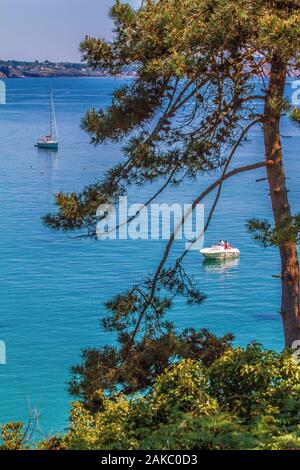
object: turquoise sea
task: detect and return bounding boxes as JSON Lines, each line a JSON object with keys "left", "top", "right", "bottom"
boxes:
{"left": 0, "top": 77, "right": 299, "bottom": 436}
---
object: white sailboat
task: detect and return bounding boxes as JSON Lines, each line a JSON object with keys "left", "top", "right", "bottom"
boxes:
{"left": 36, "top": 90, "right": 58, "bottom": 150}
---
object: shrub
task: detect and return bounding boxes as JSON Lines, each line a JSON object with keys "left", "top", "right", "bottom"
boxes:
{"left": 3, "top": 342, "right": 300, "bottom": 450}
{"left": 208, "top": 343, "right": 300, "bottom": 422}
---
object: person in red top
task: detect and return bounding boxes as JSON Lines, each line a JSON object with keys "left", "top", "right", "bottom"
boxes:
{"left": 224, "top": 241, "right": 230, "bottom": 250}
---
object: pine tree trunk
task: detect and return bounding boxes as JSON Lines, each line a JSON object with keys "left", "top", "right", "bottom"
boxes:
{"left": 264, "top": 56, "right": 300, "bottom": 348}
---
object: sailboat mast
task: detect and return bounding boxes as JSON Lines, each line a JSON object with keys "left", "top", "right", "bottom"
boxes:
{"left": 50, "top": 90, "right": 58, "bottom": 141}
{"left": 50, "top": 92, "right": 53, "bottom": 138}
{"left": 35, "top": 86, "right": 58, "bottom": 149}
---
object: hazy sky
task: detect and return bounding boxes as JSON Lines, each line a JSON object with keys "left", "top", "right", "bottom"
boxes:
{"left": 0, "top": 0, "right": 140, "bottom": 62}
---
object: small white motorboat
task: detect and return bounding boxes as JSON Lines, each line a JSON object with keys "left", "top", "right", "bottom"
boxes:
{"left": 200, "top": 244, "right": 240, "bottom": 260}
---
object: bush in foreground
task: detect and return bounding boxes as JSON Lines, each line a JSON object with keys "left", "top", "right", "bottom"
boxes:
{"left": 3, "top": 343, "right": 300, "bottom": 450}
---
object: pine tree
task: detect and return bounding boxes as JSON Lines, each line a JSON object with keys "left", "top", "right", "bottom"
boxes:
{"left": 44, "top": 0, "right": 300, "bottom": 348}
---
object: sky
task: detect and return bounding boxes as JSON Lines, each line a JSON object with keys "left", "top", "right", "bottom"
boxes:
{"left": 0, "top": 0, "right": 140, "bottom": 62}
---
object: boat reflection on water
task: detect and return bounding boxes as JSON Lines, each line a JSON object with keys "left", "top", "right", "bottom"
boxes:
{"left": 37, "top": 147, "right": 59, "bottom": 171}
{"left": 202, "top": 256, "right": 240, "bottom": 273}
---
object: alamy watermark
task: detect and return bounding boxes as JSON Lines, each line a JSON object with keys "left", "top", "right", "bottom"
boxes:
{"left": 291, "top": 80, "right": 300, "bottom": 106}
{"left": 0, "top": 82, "right": 8, "bottom": 364}
{"left": 0, "top": 341, "right": 6, "bottom": 365}
{"left": 0, "top": 80, "right": 6, "bottom": 105}
{"left": 96, "top": 197, "right": 205, "bottom": 251}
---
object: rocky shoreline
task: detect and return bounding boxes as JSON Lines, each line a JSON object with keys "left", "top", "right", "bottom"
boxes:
{"left": 0, "top": 60, "right": 135, "bottom": 78}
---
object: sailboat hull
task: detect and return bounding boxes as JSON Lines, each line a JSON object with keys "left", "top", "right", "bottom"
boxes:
{"left": 36, "top": 141, "right": 58, "bottom": 150}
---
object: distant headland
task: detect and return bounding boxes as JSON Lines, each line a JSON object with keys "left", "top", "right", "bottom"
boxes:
{"left": 0, "top": 60, "right": 136, "bottom": 78}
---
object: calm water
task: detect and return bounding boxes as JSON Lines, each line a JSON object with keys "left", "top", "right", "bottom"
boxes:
{"left": 0, "top": 78, "right": 299, "bottom": 435}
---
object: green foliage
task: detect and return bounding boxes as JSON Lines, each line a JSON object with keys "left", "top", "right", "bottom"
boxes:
{"left": 138, "top": 413, "right": 257, "bottom": 450}
{"left": 82, "top": 79, "right": 168, "bottom": 144}
{"left": 3, "top": 341, "right": 300, "bottom": 450}
{"left": 69, "top": 328, "right": 233, "bottom": 412}
{"left": 37, "top": 437, "right": 67, "bottom": 450}
{"left": 148, "top": 359, "right": 218, "bottom": 419}
{"left": 208, "top": 343, "right": 300, "bottom": 421}
{"left": 66, "top": 359, "right": 221, "bottom": 450}
{"left": 0, "top": 422, "right": 67, "bottom": 450}
{"left": 247, "top": 215, "right": 300, "bottom": 247}
{"left": 65, "top": 345, "right": 300, "bottom": 450}
{"left": 0, "top": 422, "right": 27, "bottom": 450}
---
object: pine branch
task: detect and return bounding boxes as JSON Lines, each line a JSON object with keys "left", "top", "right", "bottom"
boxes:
{"left": 123, "top": 159, "right": 267, "bottom": 359}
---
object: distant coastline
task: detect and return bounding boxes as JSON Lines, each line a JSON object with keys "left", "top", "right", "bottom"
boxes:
{"left": 0, "top": 60, "right": 136, "bottom": 79}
